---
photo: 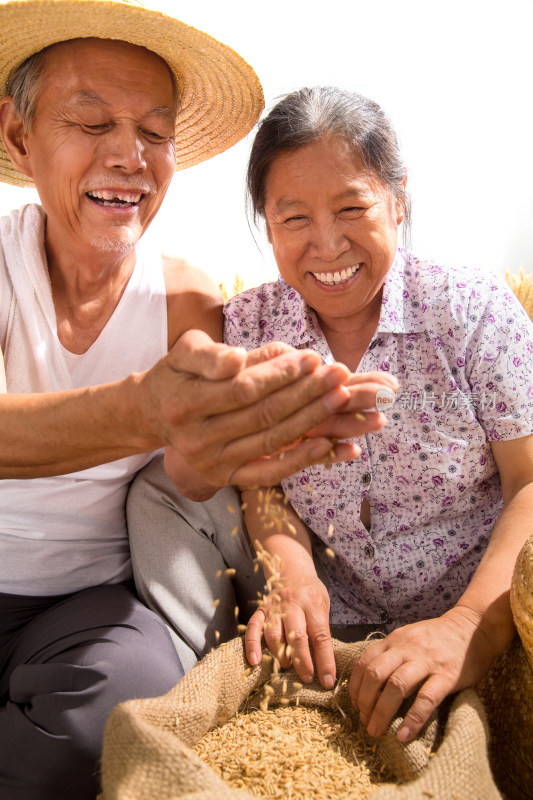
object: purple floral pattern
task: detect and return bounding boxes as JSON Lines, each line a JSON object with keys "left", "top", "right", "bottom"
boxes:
{"left": 224, "top": 252, "right": 533, "bottom": 629}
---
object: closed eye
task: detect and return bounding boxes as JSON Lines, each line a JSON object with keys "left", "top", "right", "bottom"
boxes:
{"left": 82, "top": 123, "right": 111, "bottom": 134}
{"left": 141, "top": 129, "right": 172, "bottom": 143}
{"left": 340, "top": 206, "right": 365, "bottom": 215}
{"left": 283, "top": 215, "right": 308, "bottom": 227}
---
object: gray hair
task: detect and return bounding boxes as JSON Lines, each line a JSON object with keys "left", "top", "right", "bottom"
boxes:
{"left": 247, "top": 86, "right": 411, "bottom": 244}
{"left": 5, "top": 40, "right": 179, "bottom": 130}
{"left": 5, "top": 48, "right": 49, "bottom": 129}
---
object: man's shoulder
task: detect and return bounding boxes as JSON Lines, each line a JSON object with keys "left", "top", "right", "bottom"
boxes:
{"left": 162, "top": 254, "right": 222, "bottom": 347}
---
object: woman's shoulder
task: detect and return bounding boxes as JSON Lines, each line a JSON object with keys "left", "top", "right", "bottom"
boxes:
{"left": 401, "top": 251, "right": 515, "bottom": 313}
{"left": 223, "top": 277, "right": 306, "bottom": 348}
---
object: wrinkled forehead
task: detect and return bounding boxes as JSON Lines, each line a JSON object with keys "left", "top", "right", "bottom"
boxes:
{"left": 38, "top": 37, "right": 178, "bottom": 112}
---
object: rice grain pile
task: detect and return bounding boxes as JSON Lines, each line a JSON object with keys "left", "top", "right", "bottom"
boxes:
{"left": 193, "top": 702, "right": 387, "bottom": 800}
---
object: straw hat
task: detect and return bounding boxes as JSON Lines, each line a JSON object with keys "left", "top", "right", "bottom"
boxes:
{"left": 0, "top": 0, "right": 265, "bottom": 186}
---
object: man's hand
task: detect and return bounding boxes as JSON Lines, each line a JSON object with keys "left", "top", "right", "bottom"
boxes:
{"left": 348, "top": 605, "right": 500, "bottom": 741}
{"left": 140, "top": 330, "right": 389, "bottom": 490}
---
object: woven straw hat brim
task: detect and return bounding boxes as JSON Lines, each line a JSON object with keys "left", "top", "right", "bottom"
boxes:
{"left": 0, "top": 0, "right": 264, "bottom": 186}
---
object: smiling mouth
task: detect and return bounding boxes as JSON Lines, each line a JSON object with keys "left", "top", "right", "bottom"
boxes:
{"left": 311, "top": 264, "right": 361, "bottom": 286}
{"left": 86, "top": 190, "right": 144, "bottom": 208}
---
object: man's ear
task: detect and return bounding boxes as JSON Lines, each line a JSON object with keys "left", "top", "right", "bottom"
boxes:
{"left": 0, "top": 97, "right": 35, "bottom": 179}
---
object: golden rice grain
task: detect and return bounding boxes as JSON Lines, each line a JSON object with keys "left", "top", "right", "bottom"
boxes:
{"left": 325, "top": 547, "right": 335, "bottom": 560}
{"left": 287, "top": 522, "right": 297, "bottom": 536}
{"left": 225, "top": 568, "right": 237, "bottom": 577}
{"left": 194, "top": 704, "right": 383, "bottom": 800}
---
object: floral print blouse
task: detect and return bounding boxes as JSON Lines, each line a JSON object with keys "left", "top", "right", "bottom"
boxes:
{"left": 223, "top": 251, "right": 533, "bottom": 628}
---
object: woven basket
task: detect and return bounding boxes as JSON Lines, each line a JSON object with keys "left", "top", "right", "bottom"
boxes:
{"left": 101, "top": 635, "right": 501, "bottom": 800}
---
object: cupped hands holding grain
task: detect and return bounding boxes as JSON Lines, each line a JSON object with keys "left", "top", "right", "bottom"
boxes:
{"left": 149, "top": 331, "right": 400, "bottom": 497}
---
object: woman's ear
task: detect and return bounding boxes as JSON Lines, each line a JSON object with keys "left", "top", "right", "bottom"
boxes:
{"left": 0, "top": 97, "right": 35, "bottom": 179}
{"left": 396, "top": 172, "right": 408, "bottom": 225}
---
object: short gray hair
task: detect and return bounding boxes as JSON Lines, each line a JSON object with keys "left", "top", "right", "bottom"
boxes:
{"left": 5, "top": 40, "right": 179, "bottom": 130}
{"left": 5, "top": 48, "right": 49, "bottom": 129}
{"left": 247, "top": 86, "right": 411, "bottom": 243}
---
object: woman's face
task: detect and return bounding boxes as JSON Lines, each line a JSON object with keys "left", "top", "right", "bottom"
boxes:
{"left": 263, "top": 135, "right": 404, "bottom": 329}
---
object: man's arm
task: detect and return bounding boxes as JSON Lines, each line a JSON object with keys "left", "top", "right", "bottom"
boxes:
{"left": 0, "top": 257, "right": 361, "bottom": 482}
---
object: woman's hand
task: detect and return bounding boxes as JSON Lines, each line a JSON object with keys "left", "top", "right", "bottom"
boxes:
{"left": 245, "top": 572, "right": 336, "bottom": 689}
{"left": 305, "top": 371, "right": 399, "bottom": 440}
{"left": 349, "top": 604, "right": 501, "bottom": 741}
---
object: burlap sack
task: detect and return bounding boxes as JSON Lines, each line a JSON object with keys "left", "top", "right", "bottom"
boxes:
{"left": 477, "top": 534, "right": 533, "bottom": 800}
{"left": 101, "top": 635, "right": 500, "bottom": 800}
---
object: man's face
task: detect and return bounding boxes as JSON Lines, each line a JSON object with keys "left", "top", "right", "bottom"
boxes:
{"left": 21, "top": 38, "right": 177, "bottom": 259}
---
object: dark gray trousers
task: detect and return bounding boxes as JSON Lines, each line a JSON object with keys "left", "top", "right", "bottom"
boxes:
{"left": 0, "top": 583, "right": 184, "bottom": 800}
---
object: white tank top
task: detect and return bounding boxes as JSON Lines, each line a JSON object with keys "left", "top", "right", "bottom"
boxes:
{"left": 0, "top": 242, "right": 167, "bottom": 596}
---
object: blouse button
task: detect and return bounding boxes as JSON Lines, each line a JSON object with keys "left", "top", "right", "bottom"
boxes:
{"left": 379, "top": 609, "right": 390, "bottom": 624}
{"left": 364, "top": 545, "right": 375, "bottom": 558}
{"left": 362, "top": 472, "right": 372, "bottom": 485}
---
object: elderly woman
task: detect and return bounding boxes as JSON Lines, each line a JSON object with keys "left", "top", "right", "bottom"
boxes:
{"left": 134, "top": 86, "right": 533, "bottom": 743}
{"left": 221, "top": 86, "right": 533, "bottom": 742}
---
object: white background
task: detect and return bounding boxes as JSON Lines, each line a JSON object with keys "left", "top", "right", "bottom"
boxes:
{"left": 1, "top": 0, "right": 532, "bottom": 292}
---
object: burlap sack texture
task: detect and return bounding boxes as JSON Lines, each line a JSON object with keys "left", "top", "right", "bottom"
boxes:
{"left": 477, "top": 534, "right": 533, "bottom": 799}
{"left": 101, "top": 634, "right": 501, "bottom": 800}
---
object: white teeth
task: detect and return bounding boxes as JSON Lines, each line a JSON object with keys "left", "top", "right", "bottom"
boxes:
{"left": 312, "top": 264, "right": 360, "bottom": 285}
{"left": 87, "top": 190, "right": 142, "bottom": 204}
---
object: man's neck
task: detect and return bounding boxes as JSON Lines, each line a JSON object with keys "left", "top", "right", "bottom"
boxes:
{"left": 44, "top": 225, "right": 138, "bottom": 354}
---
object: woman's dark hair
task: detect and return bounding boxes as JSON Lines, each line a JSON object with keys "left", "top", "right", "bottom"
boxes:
{"left": 247, "top": 86, "right": 411, "bottom": 243}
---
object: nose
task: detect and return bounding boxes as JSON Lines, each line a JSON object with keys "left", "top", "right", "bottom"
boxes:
{"left": 102, "top": 123, "right": 147, "bottom": 174}
{"left": 309, "top": 219, "right": 350, "bottom": 261}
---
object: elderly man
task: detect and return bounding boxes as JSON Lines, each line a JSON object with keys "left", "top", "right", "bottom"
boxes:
{"left": 0, "top": 1, "right": 381, "bottom": 798}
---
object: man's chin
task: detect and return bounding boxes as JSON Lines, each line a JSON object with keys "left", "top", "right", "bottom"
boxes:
{"left": 90, "top": 231, "right": 140, "bottom": 255}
